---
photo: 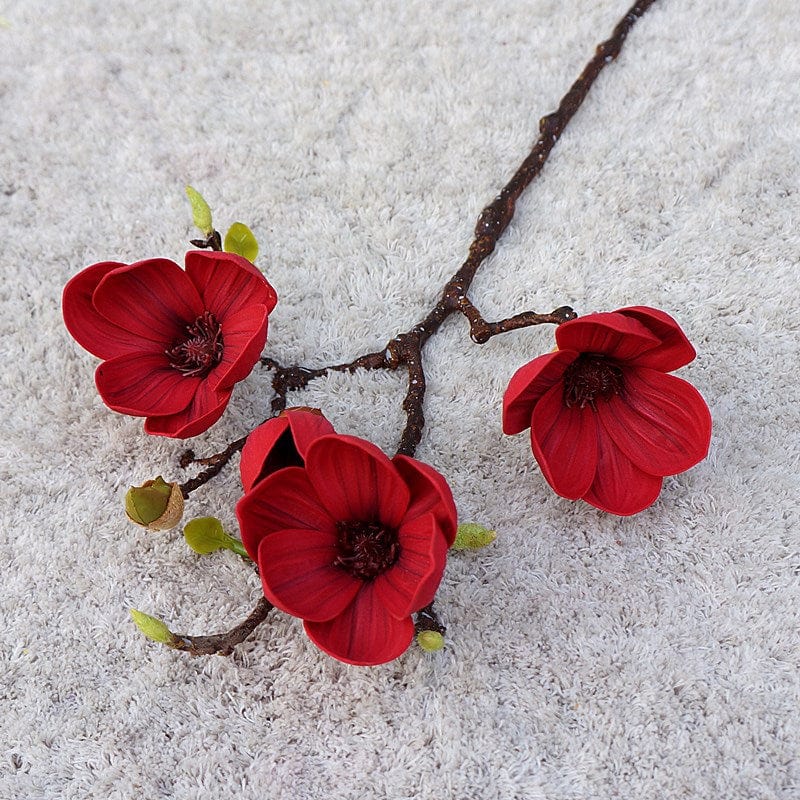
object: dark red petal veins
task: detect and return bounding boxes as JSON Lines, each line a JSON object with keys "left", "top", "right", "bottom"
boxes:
{"left": 236, "top": 467, "right": 336, "bottom": 559}
{"left": 208, "top": 304, "right": 268, "bottom": 391}
{"left": 502, "top": 349, "right": 579, "bottom": 435}
{"left": 597, "top": 367, "right": 712, "bottom": 477}
{"left": 305, "top": 435, "right": 410, "bottom": 529}
{"left": 92, "top": 258, "right": 204, "bottom": 344}
{"left": 304, "top": 585, "right": 415, "bottom": 666}
{"left": 95, "top": 353, "right": 200, "bottom": 416}
{"left": 617, "top": 307, "right": 697, "bottom": 372}
{"left": 392, "top": 455, "right": 457, "bottom": 546}
{"left": 529, "top": 383, "right": 598, "bottom": 500}
{"left": 185, "top": 250, "right": 278, "bottom": 320}
{"left": 142, "top": 381, "right": 232, "bottom": 439}
{"left": 64, "top": 261, "right": 168, "bottom": 360}
{"left": 583, "top": 434, "right": 663, "bottom": 515}
{"left": 256, "top": 530, "right": 361, "bottom": 622}
{"left": 373, "top": 513, "right": 444, "bottom": 619}
{"left": 555, "top": 313, "right": 661, "bottom": 363}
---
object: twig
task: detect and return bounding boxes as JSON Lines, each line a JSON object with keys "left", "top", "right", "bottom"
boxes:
{"left": 169, "top": 597, "right": 273, "bottom": 656}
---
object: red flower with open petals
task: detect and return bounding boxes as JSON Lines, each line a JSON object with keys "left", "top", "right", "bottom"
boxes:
{"left": 503, "top": 307, "right": 711, "bottom": 515}
{"left": 236, "top": 434, "right": 457, "bottom": 666}
{"left": 62, "top": 251, "right": 277, "bottom": 438}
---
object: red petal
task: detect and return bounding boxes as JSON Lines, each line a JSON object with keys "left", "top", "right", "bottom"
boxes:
{"left": 94, "top": 353, "right": 200, "bottom": 416}
{"left": 256, "top": 530, "right": 360, "bottom": 622}
{"left": 583, "top": 434, "right": 663, "bottom": 515}
{"left": 304, "top": 584, "right": 415, "bottom": 665}
{"left": 530, "top": 383, "right": 598, "bottom": 500}
{"left": 305, "top": 435, "right": 410, "bottom": 528}
{"left": 555, "top": 312, "right": 661, "bottom": 363}
{"left": 185, "top": 251, "right": 278, "bottom": 320}
{"left": 596, "top": 367, "right": 712, "bottom": 476}
{"left": 63, "top": 262, "right": 166, "bottom": 359}
{"left": 617, "top": 307, "right": 697, "bottom": 371}
{"left": 374, "top": 513, "right": 448, "bottom": 618}
{"left": 236, "top": 467, "right": 336, "bottom": 559}
{"left": 286, "top": 408, "right": 336, "bottom": 457}
{"left": 143, "top": 380, "right": 231, "bottom": 438}
{"left": 92, "top": 258, "right": 204, "bottom": 344}
{"left": 209, "top": 304, "right": 268, "bottom": 391}
{"left": 392, "top": 455, "right": 458, "bottom": 546}
{"left": 502, "top": 350, "right": 578, "bottom": 435}
{"left": 241, "top": 409, "right": 336, "bottom": 492}
{"left": 240, "top": 416, "right": 291, "bottom": 493}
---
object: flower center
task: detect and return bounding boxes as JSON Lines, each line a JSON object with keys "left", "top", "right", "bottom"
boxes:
{"left": 166, "top": 311, "right": 224, "bottom": 378}
{"left": 333, "top": 521, "right": 399, "bottom": 581}
{"left": 562, "top": 353, "right": 624, "bottom": 409}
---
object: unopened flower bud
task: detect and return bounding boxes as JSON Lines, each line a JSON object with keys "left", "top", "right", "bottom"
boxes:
{"left": 125, "top": 476, "right": 184, "bottom": 531}
{"left": 130, "top": 609, "right": 177, "bottom": 646}
{"left": 416, "top": 630, "right": 445, "bottom": 652}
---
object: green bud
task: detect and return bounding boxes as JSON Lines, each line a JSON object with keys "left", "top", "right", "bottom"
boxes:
{"left": 125, "top": 476, "right": 184, "bottom": 531}
{"left": 223, "top": 222, "right": 259, "bottom": 263}
{"left": 130, "top": 609, "right": 176, "bottom": 646}
{"left": 416, "top": 630, "right": 445, "bottom": 652}
{"left": 183, "top": 516, "right": 249, "bottom": 558}
{"left": 452, "top": 522, "right": 497, "bottom": 551}
{"left": 185, "top": 185, "right": 214, "bottom": 236}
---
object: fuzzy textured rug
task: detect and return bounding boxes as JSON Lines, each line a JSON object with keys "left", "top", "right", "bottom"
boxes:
{"left": 2, "top": 0, "right": 799, "bottom": 798}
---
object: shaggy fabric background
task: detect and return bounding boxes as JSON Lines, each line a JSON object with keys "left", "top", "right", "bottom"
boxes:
{"left": 2, "top": 0, "right": 798, "bottom": 798}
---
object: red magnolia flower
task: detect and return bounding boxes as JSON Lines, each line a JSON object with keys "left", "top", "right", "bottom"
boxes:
{"left": 240, "top": 407, "right": 335, "bottom": 492}
{"left": 62, "top": 251, "right": 277, "bottom": 438}
{"left": 236, "top": 433, "right": 457, "bottom": 666}
{"left": 502, "top": 306, "right": 712, "bottom": 516}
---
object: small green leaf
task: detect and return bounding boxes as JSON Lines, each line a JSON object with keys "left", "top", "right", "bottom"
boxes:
{"left": 223, "top": 222, "right": 259, "bottom": 263}
{"left": 184, "top": 516, "right": 249, "bottom": 558}
{"left": 130, "top": 609, "right": 175, "bottom": 645}
{"left": 452, "top": 522, "right": 497, "bottom": 551}
{"left": 185, "top": 185, "right": 214, "bottom": 236}
{"left": 417, "top": 630, "right": 445, "bottom": 652}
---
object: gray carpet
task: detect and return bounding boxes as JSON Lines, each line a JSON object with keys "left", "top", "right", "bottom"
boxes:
{"left": 2, "top": 0, "right": 799, "bottom": 798}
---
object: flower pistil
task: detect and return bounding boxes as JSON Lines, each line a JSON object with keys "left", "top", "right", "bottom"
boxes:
{"left": 333, "top": 521, "right": 400, "bottom": 580}
{"left": 166, "top": 310, "right": 224, "bottom": 377}
{"left": 562, "top": 353, "right": 624, "bottom": 409}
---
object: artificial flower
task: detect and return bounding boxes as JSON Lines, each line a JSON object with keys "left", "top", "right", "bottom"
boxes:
{"left": 62, "top": 251, "right": 277, "bottom": 438}
{"left": 236, "top": 433, "right": 457, "bottom": 665}
{"left": 240, "top": 407, "right": 335, "bottom": 492}
{"left": 502, "top": 306, "right": 711, "bottom": 515}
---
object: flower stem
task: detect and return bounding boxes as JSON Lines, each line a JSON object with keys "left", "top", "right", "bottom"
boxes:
{"left": 169, "top": 597, "right": 273, "bottom": 656}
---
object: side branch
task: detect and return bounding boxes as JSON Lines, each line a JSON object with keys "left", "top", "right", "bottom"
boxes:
{"left": 458, "top": 298, "right": 577, "bottom": 343}
{"left": 178, "top": 434, "right": 249, "bottom": 498}
{"left": 201, "top": 0, "right": 656, "bottom": 466}
{"left": 169, "top": 597, "right": 274, "bottom": 656}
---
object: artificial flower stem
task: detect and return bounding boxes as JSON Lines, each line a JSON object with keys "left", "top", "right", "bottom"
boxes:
{"left": 169, "top": 597, "right": 273, "bottom": 656}
{"left": 415, "top": 603, "right": 445, "bottom": 637}
{"left": 457, "top": 299, "right": 578, "bottom": 344}
{"left": 226, "top": 537, "right": 250, "bottom": 559}
{"left": 178, "top": 0, "right": 656, "bottom": 478}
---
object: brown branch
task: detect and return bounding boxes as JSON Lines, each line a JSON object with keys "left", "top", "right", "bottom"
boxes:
{"left": 250, "top": 0, "right": 655, "bottom": 460}
{"left": 458, "top": 298, "right": 578, "bottom": 344}
{"left": 178, "top": 434, "right": 249, "bottom": 498}
{"left": 181, "top": 0, "right": 656, "bottom": 500}
{"left": 189, "top": 229, "right": 223, "bottom": 251}
{"left": 415, "top": 603, "right": 446, "bottom": 636}
{"left": 169, "top": 597, "right": 273, "bottom": 656}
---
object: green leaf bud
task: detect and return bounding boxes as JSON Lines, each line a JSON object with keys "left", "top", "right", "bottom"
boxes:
{"left": 452, "top": 522, "right": 497, "bottom": 551}
{"left": 223, "top": 222, "right": 259, "bottom": 263}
